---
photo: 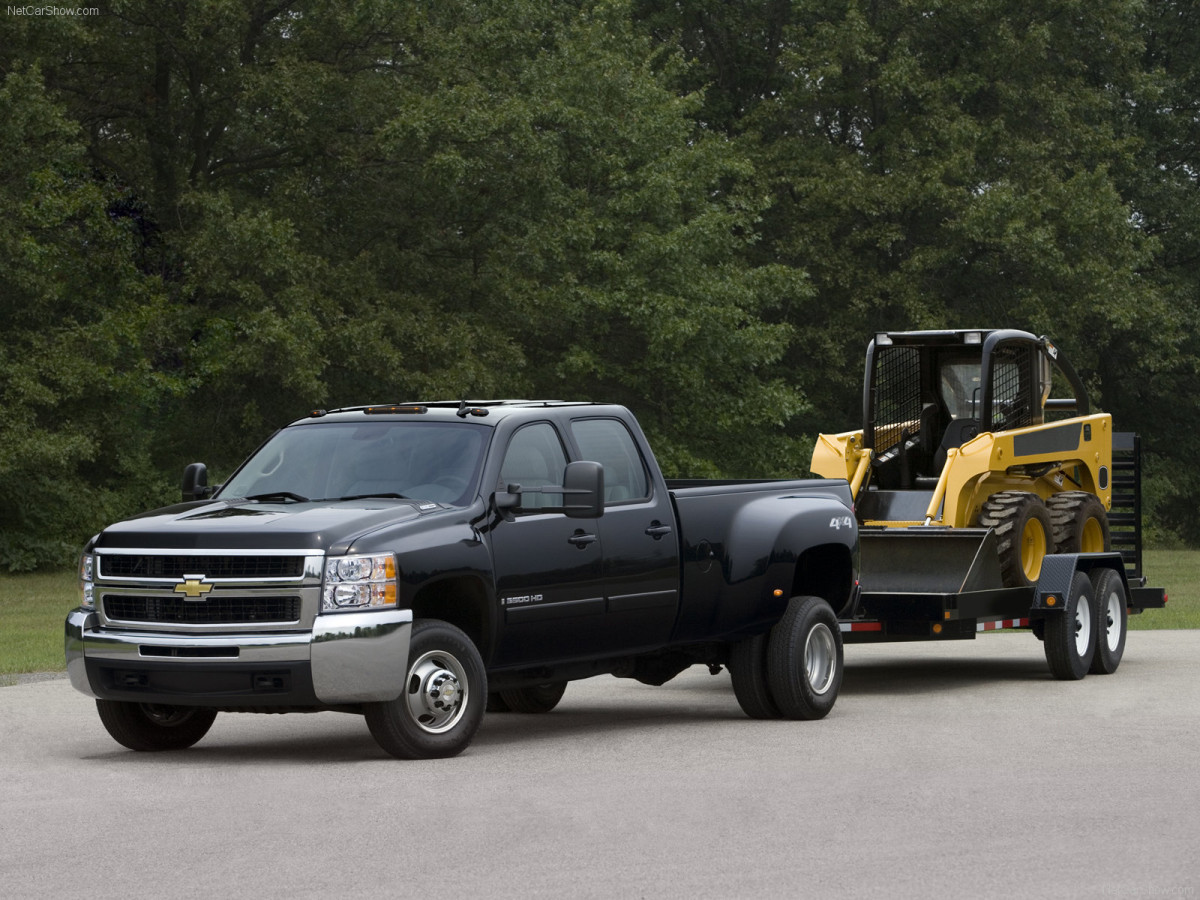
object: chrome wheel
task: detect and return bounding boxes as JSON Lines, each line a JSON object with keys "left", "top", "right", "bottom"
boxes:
{"left": 405, "top": 650, "right": 469, "bottom": 734}
{"left": 804, "top": 623, "right": 838, "bottom": 696}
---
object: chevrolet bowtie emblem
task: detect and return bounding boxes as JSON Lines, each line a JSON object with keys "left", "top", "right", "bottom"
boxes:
{"left": 174, "top": 575, "right": 214, "bottom": 599}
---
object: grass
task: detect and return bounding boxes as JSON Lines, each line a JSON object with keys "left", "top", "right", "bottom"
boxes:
{"left": 1131, "top": 549, "right": 1200, "bottom": 630}
{"left": 0, "top": 570, "right": 78, "bottom": 679}
{"left": 0, "top": 551, "right": 1195, "bottom": 678}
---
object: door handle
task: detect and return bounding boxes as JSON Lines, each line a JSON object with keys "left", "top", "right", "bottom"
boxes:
{"left": 568, "top": 531, "right": 598, "bottom": 549}
{"left": 645, "top": 522, "right": 672, "bottom": 539}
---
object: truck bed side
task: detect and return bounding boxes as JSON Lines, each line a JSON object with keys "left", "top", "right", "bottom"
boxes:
{"left": 665, "top": 478, "right": 858, "bottom": 643}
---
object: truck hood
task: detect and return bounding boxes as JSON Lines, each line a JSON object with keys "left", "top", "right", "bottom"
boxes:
{"left": 93, "top": 498, "right": 435, "bottom": 552}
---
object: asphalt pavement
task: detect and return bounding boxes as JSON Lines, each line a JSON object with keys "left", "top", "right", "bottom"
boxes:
{"left": 2, "top": 630, "right": 1198, "bottom": 899}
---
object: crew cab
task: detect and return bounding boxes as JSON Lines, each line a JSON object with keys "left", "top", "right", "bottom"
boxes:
{"left": 66, "top": 401, "right": 857, "bottom": 758}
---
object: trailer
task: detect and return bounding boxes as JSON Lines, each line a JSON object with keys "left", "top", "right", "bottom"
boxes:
{"left": 837, "top": 434, "right": 1167, "bottom": 679}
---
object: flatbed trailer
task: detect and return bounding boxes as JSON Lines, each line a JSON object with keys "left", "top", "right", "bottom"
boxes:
{"left": 837, "top": 527, "right": 1167, "bottom": 679}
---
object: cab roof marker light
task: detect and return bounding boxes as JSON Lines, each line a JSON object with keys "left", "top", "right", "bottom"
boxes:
{"left": 365, "top": 405, "right": 428, "bottom": 415}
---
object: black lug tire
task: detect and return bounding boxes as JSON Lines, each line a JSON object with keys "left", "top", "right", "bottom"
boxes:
{"left": 95, "top": 700, "right": 217, "bottom": 751}
{"left": 486, "top": 692, "right": 511, "bottom": 713}
{"left": 978, "top": 491, "right": 1054, "bottom": 588}
{"left": 1047, "top": 492, "right": 1111, "bottom": 554}
{"left": 1089, "top": 567, "right": 1128, "bottom": 675}
{"left": 499, "top": 681, "right": 567, "bottom": 714}
{"left": 729, "top": 632, "right": 781, "bottom": 719}
{"left": 364, "top": 619, "right": 486, "bottom": 760}
{"left": 1043, "top": 571, "right": 1098, "bottom": 680}
{"left": 766, "top": 596, "right": 843, "bottom": 720}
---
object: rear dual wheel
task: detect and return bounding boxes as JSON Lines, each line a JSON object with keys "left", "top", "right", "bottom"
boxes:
{"left": 730, "top": 596, "right": 842, "bottom": 720}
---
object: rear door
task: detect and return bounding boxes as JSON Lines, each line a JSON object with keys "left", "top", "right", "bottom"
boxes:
{"left": 569, "top": 416, "right": 680, "bottom": 651}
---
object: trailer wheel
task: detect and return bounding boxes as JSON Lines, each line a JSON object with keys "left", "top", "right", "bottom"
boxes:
{"left": 500, "top": 681, "right": 567, "bottom": 714}
{"left": 1043, "top": 571, "right": 1097, "bottom": 680}
{"left": 978, "top": 491, "right": 1054, "bottom": 588}
{"left": 766, "top": 596, "right": 842, "bottom": 720}
{"left": 729, "top": 632, "right": 780, "bottom": 719}
{"left": 1089, "top": 568, "right": 1127, "bottom": 675}
{"left": 1047, "top": 492, "right": 1111, "bottom": 554}
{"left": 95, "top": 701, "right": 217, "bottom": 751}
{"left": 364, "top": 619, "right": 486, "bottom": 759}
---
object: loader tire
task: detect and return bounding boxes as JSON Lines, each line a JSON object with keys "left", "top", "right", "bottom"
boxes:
{"left": 1047, "top": 491, "right": 1110, "bottom": 554}
{"left": 978, "top": 491, "right": 1054, "bottom": 588}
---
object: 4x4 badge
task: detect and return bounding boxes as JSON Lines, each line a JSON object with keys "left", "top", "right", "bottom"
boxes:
{"left": 174, "top": 575, "right": 214, "bottom": 599}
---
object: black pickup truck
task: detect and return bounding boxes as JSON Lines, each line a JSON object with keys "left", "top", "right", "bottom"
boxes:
{"left": 66, "top": 401, "right": 858, "bottom": 759}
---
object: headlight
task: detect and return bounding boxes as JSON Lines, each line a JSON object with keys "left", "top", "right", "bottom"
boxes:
{"left": 322, "top": 553, "right": 398, "bottom": 612}
{"left": 79, "top": 553, "right": 95, "bottom": 609}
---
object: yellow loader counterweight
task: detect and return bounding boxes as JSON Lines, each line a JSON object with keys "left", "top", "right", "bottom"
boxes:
{"left": 811, "top": 329, "right": 1112, "bottom": 587}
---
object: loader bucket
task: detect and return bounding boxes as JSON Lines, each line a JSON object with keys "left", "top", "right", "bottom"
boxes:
{"left": 858, "top": 528, "right": 1005, "bottom": 594}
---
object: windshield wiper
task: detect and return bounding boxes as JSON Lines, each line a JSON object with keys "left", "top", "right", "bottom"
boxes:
{"left": 334, "top": 493, "right": 409, "bottom": 501}
{"left": 244, "top": 491, "right": 311, "bottom": 503}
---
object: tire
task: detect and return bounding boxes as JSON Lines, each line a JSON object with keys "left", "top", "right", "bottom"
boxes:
{"left": 499, "top": 681, "right": 567, "bottom": 714}
{"left": 766, "top": 596, "right": 843, "bottom": 720}
{"left": 1043, "top": 571, "right": 1097, "bottom": 680}
{"left": 95, "top": 701, "right": 217, "bottom": 751}
{"left": 486, "top": 692, "right": 511, "bottom": 713}
{"left": 1089, "top": 567, "right": 1127, "bottom": 675}
{"left": 364, "top": 619, "right": 486, "bottom": 760}
{"left": 729, "top": 632, "right": 780, "bottom": 719}
{"left": 978, "top": 491, "right": 1054, "bottom": 587}
{"left": 1047, "top": 492, "right": 1111, "bottom": 554}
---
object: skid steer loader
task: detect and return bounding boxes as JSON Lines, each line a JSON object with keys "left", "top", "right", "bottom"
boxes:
{"left": 811, "top": 329, "right": 1112, "bottom": 588}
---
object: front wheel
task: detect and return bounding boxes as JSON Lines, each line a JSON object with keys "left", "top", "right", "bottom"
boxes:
{"left": 766, "top": 596, "right": 843, "bottom": 720}
{"left": 95, "top": 701, "right": 217, "bottom": 751}
{"left": 364, "top": 619, "right": 486, "bottom": 759}
{"left": 1043, "top": 571, "right": 1097, "bottom": 680}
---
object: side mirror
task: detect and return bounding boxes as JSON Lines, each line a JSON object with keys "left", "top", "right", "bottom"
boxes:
{"left": 562, "top": 460, "right": 604, "bottom": 519}
{"left": 489, "top": 461, "right": 605, "bottom": 520}
{"left": 181, "top": 463, "right": 212, "bottom": 502}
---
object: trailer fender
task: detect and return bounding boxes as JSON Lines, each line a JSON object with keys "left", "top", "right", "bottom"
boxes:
{"left": 1032, "top": 552, "right": 1129, "bottom": 612}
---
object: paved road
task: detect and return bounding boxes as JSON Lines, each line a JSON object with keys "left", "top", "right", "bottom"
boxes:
{"left": 3, "top": 631, "right": 1199, "bottom": 899}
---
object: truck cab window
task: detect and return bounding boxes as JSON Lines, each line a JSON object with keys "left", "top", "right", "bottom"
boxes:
{"left": 499, "top": 423, "right": 568, "bottom": 511}
{"left": 571, "top": 418, "right": 650, "bottom": 502}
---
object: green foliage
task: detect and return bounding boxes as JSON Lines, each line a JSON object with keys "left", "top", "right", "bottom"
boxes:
{"left": 2, "top": 0, "right": 1200, "bottom": 565}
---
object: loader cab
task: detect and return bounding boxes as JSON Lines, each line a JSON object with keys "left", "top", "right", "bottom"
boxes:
{"left": 863, "top": 329, "right": 1087, "bottom": 491}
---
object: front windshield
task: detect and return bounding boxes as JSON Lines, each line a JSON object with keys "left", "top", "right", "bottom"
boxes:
{"left": 218, "top": 421, "right": 488, "bottom": 506}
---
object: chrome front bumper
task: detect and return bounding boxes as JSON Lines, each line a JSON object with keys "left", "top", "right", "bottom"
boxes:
{"left": 65, "top": 607, "right": 412, "bottom": 706}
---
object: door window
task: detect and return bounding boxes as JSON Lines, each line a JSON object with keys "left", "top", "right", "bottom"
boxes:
{"left": 498, "top": 423, "right": 568, "bottom": 511}
{"left": 571, "top": 418, "right": 650, "bottom": 503}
